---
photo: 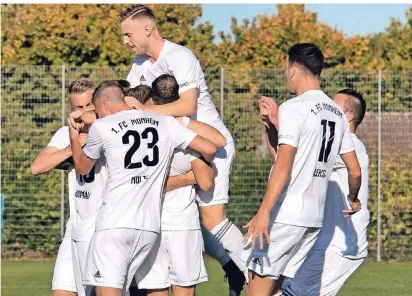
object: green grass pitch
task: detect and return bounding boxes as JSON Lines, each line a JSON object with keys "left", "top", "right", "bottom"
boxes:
{"left": 2, "top": 259, "right": 412, "bottom": 295}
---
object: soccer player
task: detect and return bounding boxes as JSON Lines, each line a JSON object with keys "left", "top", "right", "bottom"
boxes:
{"left": 118, "top": 5, "right": 246, "bottom": 293}
{"left": 127, "top": 76, "right": 246, "bottom": 295}
{"left": 136, "top": 74, "right": 224, "bottom": 296}
{"left": 282, "top": 89, "right": 369, "bottom": 296}
{"left": 69, "top": 81, "right": 217, "bottom": 296}
{"left": 30, "top": 78, "right": 97, "bottom": 296}
{"left": 241, "top": 43, "right": 362, "bottom": 296}
{"left": 117, "top": 79, "right": 131, "bottom": 92}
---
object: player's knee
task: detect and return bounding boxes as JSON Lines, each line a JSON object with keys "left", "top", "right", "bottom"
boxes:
{"left": 52, "top": 291, "right": 76, "bottom": 296}
{"left": 171, "top": 285, "right": 195, "bottom": 296}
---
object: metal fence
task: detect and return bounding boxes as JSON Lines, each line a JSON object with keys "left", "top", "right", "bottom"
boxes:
{"left": 1, "top": 66, "right": 411, "bottom": 261}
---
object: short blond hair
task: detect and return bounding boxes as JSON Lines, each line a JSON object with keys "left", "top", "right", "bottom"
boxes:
{"left": 68, "top": 77, "right": 95, "bottom": 95}
{"left": 118, "top": 5, "right": 156, "bottom": 24}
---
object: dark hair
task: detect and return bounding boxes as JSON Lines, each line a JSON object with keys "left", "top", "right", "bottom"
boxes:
{"left": 118, "top": 4, "right": 156, "bottom": 24}
{"left": 92, "top": 80, "right": 125, "bottom": 104}
{"left": 151, "top": 74, "right": 179, "bottom": 105}
{"left": 338, "top": 89, "right": 366, "bottom": 128}
{"left": 68, "top": 77, "right": 95, "bottom": 95}
{"left": 287, "top": 43, "right": 324, "bottom": 77}
{"left": 117, "top": 79, "right": 131, "bottom": 92}
{"left": 126, "top": 85, "right": 152, "bottom": 104}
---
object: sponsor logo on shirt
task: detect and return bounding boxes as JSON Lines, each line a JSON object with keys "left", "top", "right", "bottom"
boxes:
{"left": 140, "top": 75, "right": 146, "bottom": 82}
{"left": 252, "top": 257, "right": 261, "bottom": 265}
{"left": 179, "top": 82, "right": 189, "bottom": 88}
{"left": 75, "top": 190, "right": 91, "bottom": 199}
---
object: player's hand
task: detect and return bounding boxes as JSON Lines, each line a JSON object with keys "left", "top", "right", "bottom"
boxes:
{"left": 243, "top": 208, "right": 270, "bottom": 250}
{"left": 184, "top": 170, "right": 196, "bottom": 185}
{"left": 343, "top": 197, "right": 362, "bottom": 217}
{"left": 125, "top": 96, "right": 144, "bottom": 110}
{"left": 67, "top": 113, "right": 83, "bottom": 132}
{"left": 259, "top": 96, "right": 279, "bottom": 130}
{"left": 79, "top": 133, "right": 88, "bottom": 147}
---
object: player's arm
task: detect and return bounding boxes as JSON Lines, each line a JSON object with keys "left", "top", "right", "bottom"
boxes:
{"left": 143, "top": 89, "right": 197, "bottom": 117}
{"left": 187, "top": 136, "right": 216, "bottom": 163}
{"left": 340, "top": 120, "right": 362, "bottom": 215}
{"left": 171, "top": 117, "right": 217, "bottom": 163}
{"left": 265, "top": 125, "right": 278, "bottom": 163}
{"left": 164, "top": 171, "right": 197, "bottom": 192}
{"left": 244, "top": 103, "right": 300, "bottom": 249}
{"left": 30, "top": 146, "right": 73, "bottom": 175}
{"left": 259, "top": 96, "right": 279, "bottom": 163}
{"left": 260, "top": 144, "right": 295, "bottom": 212}
{"left": 68, "top": 115, "right": 96, "bottom": 175}
{"left": 178, "top": 117, "right": 226, "bottom": 149}
{"left": 341, "top": 151, "right": 362, "bottom": 213}
{"left": 191, "top": 154, "right": 214, "bottom": 192}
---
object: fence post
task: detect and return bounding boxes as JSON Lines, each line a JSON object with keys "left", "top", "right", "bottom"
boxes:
{"left": 60, "top": 64, "right": 66, "bottom": 238}
{"left": 220, "top": 67, "right": 224, "bottom": 121}
{"left": 377, "top": 69, "right": 382, "bottom": 262}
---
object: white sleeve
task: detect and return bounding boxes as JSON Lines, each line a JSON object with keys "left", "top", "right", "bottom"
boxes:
{"left": 170, "top": 51, "right": 200, "bottom": 94}
{"left": 47, "top": 126, "right": 70, "bottom": 150}
{"left": 168, "top": 116, "right": 198, "bottom": 150}
{"left": 339, "top": 119, "right": 355, "bottom": 155}
{"left": 126, "top": 60, "right": 141, "bottom": 88}
{"left": 83, "top": 123, "right": 104, "bottom": 160}
{"left": 277, "top": 103, "right": 302, "bottom": 148}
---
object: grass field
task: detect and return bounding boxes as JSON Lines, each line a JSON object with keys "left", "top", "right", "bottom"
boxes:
{"left": 2, "top": 259, "right": 412, "bottom": 296}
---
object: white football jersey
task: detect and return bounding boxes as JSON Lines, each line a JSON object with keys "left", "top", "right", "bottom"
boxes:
{"left": 47, "top": 126, "right": 76, "bottom": 237}
{"left": 83, "top": 109, "right": 197, "bottom": 232}
{"left": 47, "top": 126, "right": 108, "bottom": 241}
{"left": 315, "top": 133, "right": 369, "bottom": 258}
{"left": 270, "top": 90, "right": 355, "bottom": 228}
{"left": 126, "top": 40, "right": 233, "bottom": 144}
{"left": 161, "top": 149, "right": 201, "bottom": 231}
{"left": 71, "top": 155, "right": 108, "bottom": 242}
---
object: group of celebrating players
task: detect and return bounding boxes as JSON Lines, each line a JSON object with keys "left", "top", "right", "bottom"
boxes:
{"left": 30, "top": 4, "right": 370, "bottom": 296}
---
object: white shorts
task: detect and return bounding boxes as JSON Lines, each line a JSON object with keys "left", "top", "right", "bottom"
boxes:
{"left": 72, "top": 240, "right": 94, "bottom": 296}
{"left": 197, "top": 141, "right": 235, "bottom": 207}
{"left": 282, "top": 249, "right": 365, "bottom": 296}
{"left": 138, "top": 230, "right": 208, "bottom": 289}
{"left": 52, "top": 235, "right": 77, "bottom": 292}
{"left": 241, "top": 223, "right": 320, "bottom": 280}
{"left": 83, "top": 229, "right": 159, "bottom": 291}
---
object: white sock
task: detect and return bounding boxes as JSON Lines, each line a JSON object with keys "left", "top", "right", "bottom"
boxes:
{"left": 201, "top": 223, "right": 231, "bottom": 266}
{"left": 210, "top": 218, "right": 248, "bottom": 275}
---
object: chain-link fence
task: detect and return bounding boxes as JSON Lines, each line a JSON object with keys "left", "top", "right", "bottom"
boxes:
{"left": 1, "top": 66, "right": 411, "bottom": 261}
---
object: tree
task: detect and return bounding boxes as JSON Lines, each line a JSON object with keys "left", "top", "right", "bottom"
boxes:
{"left": 1, "top": 4, "right": 218, "bottom": 67}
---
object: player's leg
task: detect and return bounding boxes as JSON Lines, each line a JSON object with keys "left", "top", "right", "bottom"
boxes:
{"left": 242, "top": 223, "right": 312, "bottom": 296}
{"left": 137, "top": 232, "right": 170, "bottom": 293}
{"left": 283, "top": 248, "right": 364, "bottom": 296}
{"left": 145, "top": 289, "right": 168, "bottom": 296}
{"left": 198, "top": 143, "right": 245, "bottom": 271}
{"left": 52, "top": 235, "right": 77, "bottom": 296}
{"left": 171, "top": 285, "right": 195, "bottom": 296}
{"left": 247, "top": 271, "right": 276, "bottom": 296}
{"left": 201, "top": 222, "right": 245, "bottom": 296}
{"left": 168, "top": 230, "right": 208, "bottom": 294}
{"left": 83, "top": 229, "right": 158, "bottom": 296}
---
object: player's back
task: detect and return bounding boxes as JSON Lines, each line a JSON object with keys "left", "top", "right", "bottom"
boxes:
{"left": 85, "top": 109, "right": 195, "bottom": 233}
{"left": 161, "top": 150, "right": 200, "bottom": 231}
{"left": 273, "top": 90, "right": 354, "bottom": 228}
